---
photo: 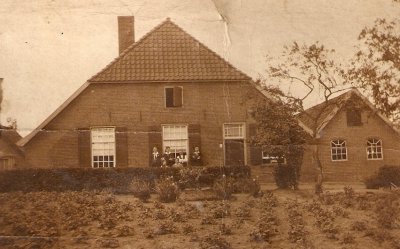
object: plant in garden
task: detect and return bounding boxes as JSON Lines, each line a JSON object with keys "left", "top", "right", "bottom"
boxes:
{"left": 286, "top": 200, "right": 310, "bottom": 246}
{"left": 155, "top": 176, "right": 180, "bottom": 203}
{"left": 375, "top": 193, "right": 400, "bottom": 229}
{"left": 154, "top": 220, "right": 178, "bottom": 235}
{"left": 213, "top": 175, "right": 235, "bottom": 200}
{"left": 182, "top": 224, "right": 196, "bottom": 235}
{"left": 128, "top": 177, "right": 151, "bottom": 202}
{"left": 199, "top": 234, "right": 232, "bottom": 249}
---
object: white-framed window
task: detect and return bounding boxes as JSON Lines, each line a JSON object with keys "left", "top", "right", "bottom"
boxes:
{"left": 165, "top": 86, "right": 183, "bottom": 108}
{"left": 223, "top": 123, "right": 245, "bottom": 139}
{"left": 331, "top": 139, "right": 347, "bottom": 161}
{"left": 91, "top": 127, "right": 116, "bottom": 168}
{"left": 262, "top": 152, "right": 285, "bottom": 164}
{"left": 367, "top": 138, "right": 383, "bottom": 160}
{"left": 162, "top": 125, "right": 188, "bottom": 158}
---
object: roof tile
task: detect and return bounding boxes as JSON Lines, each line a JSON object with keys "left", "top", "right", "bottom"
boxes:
{"left": 89, "top": 19, "right": 250, "bottom": 82}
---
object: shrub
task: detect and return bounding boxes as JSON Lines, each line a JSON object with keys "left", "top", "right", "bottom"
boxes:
{"left": 128, "top": 178, "right": 151, "bottom": 202}
{"left": 273, "top": 164, "right": 298, "bottom": 189}
{"left": 213, "top": 176, "right": 234, "bottom": 200}
{"left": 364, "top": 165, "right": 400, "bottom": 189}
{"left": 0, "top": 166, "right": 250, "bottom": 193}
{"left": 155, "top": 177, "right": 180, "bottom": 203}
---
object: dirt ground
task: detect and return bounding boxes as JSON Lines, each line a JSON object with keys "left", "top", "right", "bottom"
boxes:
{"left": 0, "top": 184, "right": 399, "bottom": 249}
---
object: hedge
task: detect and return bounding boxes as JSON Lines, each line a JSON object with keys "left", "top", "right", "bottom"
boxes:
{"left": 0, "top": 166, "right": 250, "bottom": 193}
{"left": 364, "top": 165, "right": 400, "bottom": 189}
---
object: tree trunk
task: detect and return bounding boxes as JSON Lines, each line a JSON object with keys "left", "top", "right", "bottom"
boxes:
{"left": 312, "top": 140, "right": 323, "bottom": 195}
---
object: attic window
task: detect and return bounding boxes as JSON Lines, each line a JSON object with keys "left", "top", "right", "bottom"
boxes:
{"left": 165, "top": 87, "right": 183, "bottom": 108}
{"left": 346, "top": 109, "right": 362, "bottom": 126}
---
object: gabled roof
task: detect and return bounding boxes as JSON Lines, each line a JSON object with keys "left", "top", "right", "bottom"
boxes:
{"left": 89, "top": 18, "right": 250, "bottom": 82}
{"left": 0, "top": 126, "right": 23, "bottom": 156}
{"left": 18, "top": 18, "right": 261, "bottom": 147}
{"left": 297, "top": 88, "right": 400, "bottom": 138}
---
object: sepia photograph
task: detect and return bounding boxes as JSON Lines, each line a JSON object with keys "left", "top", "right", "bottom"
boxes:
{"left": 0, "top": 0, "right": 399, "bottom": 248}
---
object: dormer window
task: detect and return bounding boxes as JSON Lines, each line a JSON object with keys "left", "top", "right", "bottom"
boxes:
{"left": 165, "top": 87, "right": 183, "bottom": 108}
{"left": 346, "top": 109, "right": 362, "bottom": 126}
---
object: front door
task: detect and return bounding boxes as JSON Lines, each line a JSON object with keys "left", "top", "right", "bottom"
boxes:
{"left": 224, "top": 139, "right": 245, "bottom": 166}
{"left": 223, "top": 123, "right": 246, "bottom": 166}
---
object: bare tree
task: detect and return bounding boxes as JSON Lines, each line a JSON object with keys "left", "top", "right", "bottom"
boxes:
{"left": 267, "top": 42, "right": 348, "bottom": 193}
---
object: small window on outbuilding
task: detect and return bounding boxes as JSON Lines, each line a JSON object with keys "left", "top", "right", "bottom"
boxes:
{"left": 165, "top": 87, "right": 183, "bottom": 108}
{"left": 367, "top": 138, "right": 383, "bottom": 160}
{"left": 346, "top": 109, "right": 362, "bottom": 126}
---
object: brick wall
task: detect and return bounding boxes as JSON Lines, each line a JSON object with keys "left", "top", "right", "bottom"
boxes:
{"left": 300, "top": 108, "right": 400, "bottom": 182}
{"left": 23, "top": 81, "right": 264, "bottom": 168}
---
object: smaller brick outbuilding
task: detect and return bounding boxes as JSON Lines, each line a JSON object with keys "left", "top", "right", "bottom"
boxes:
{"left": 0, "top": 125, "right": 24, "bottom": 170}
{"left": 298, "top": 89, "right": 400, "bottom": 182}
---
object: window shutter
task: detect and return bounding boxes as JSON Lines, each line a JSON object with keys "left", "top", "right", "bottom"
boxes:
{"left": 148, "top": 125, "right": 162, "bottom": 166}
{"left": 116, "top": 127, "right": 128, "bottom": 167}
{"left": 188, "top": 124, "right": 201, "bottom": 165}
{"left": 78, "top": 128, "right": 91, "bottom": 168}
{"left": 165, "top": 88, "right": 174, "bottom": 107}
{"left": 173, "top": 87, "right": 183, "bottom": 107}
{"left": 248, "top": 123, "right": 263, "bottom": 166}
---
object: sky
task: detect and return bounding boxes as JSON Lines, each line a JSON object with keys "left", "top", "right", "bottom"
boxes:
{"left": 0, "top": 0, "right": 398, "bottom": 136}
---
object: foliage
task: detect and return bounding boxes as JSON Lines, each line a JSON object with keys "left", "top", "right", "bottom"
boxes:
{"left": 264, "top": 42, "right": 348, "bottom": 193}
{"left": 0, "top": 165, "right": 250, "bottom": 193}
{"left": 199, "top": 234, "right": 232, "bottom": 249}
{"left": 250, "top": 84, "right": 306, "bottom": 189}
{"left": 128, "top": 178, "right": 151, "bottom": 202}
{"left": 375, "top": 193, "right": 400, "bottom": 229}
{"left": 273, "top": 164, "right": 298, "bottom": 189}
{"left": 213, "top": 176, "right": 235, "bottom": 200}
{"left": 155, "top": 176, "right": 180, "bottom": 203}
{"left": 364, "top": 165, "right": 400, "bottom": 189}
{"left": 348, "top": 18, "right": 400, "bottom": 123}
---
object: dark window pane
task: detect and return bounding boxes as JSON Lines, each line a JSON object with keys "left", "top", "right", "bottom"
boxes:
{"left": 104, "top": 156, "right": 109, "bottom": 161}
{"left": 94, "top": 162, "right": 99, "bottom": 168}
{"left": 347, "top": 109, "right": 362, "bottom": 126}
{"left": 342, "top": 155, "right": 347, "bottom": 160}
{"left": 332, "top": 155, "right": 337, "bottom": 160}
{"left": 110, "top": 162, "right": 114, "bottom": 167}
{"left": 99, "top": 156, "right": 103, "bottom": 161}
{"left": 110, "top": 156, "right": 114, "bottom": 161}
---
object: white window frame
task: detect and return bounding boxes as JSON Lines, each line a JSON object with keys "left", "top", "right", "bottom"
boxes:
{"left": 164, "top": 86, "right": 183, "bottom": 108}
{"left": 262, "top": 152, "right": 286, "bottom": 165}
{"left": 91, "top": 127, "right": 116, "bottom": 168}
{"left": 331, "top": 139, "right": 348, "bottom": 161}
{"left": 162, "top": 124, "right": 189, "bottom": 159}
{"left": 223, "top": 122, "right": 246, "bottom": 140}
{"left": 367, "top": 138, "right": 383, "bottom": 160}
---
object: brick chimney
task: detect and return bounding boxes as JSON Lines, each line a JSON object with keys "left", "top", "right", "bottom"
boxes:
{"left": 118, "top": 16, "right": 135, "bottom": 54}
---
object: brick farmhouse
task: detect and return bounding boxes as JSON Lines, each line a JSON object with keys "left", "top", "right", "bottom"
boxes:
{"left": 298, "top": 89, "right": 400, "bottom": 182}
{"left": 17, "top": 17, "right": 268, "bottom": 169}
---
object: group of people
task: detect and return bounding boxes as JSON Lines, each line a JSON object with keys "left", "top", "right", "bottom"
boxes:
{"left": 151, "top": 146, "right": 202, "bottom": 168}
